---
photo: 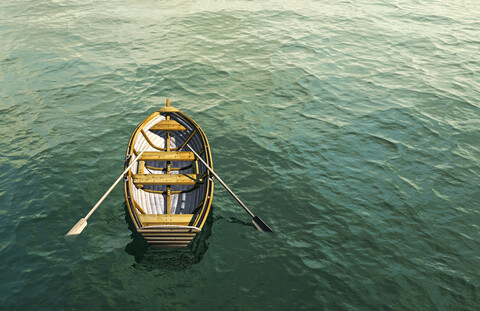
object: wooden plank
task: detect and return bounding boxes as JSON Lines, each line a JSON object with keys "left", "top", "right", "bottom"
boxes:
{"left": 143, "top": 236, "right": 193, "bottom": 242}
{"left": 141, "top": 230, "right": 195, "bottom": 234}
{"left": 166, "top": 131, "right": 170, "bottom": 152}
{"left": 140, "top": 232, "right": 196, "bottom": 237}
{"left": 138, "top": 225, "right": 201, "bottom": 233}
{"left": 138, "top": 227, "right": 199, "bottom": 232}
{"left": 159, "top": 106, "right": 179, "bottom": 113}
{"left": 138, "top": 214, "right": 194, "bottom": 226}
{"left": 166, "top": 186, "right": 171, "bottom": 214}
{"left": 147, "top": 240, "right": 191, "bottom": 244}
{"left": 150, "top": 119, "right": 186, "bottom": 131}
{"left": 141, "top": 229, "right": 195, "bottom": 234}
{"left": 136, "top": 161, "right": 145, "bottom": 189}
{"left": 133, "top": 174, "right": 199, "bottom": 186}
{"left": 144, "top": 165, "right": 189, "bottom": 171}
{"left": 138, "top": 151, "right": 195, "bottom": 161}
{"left": 145, "top": 237, "right": 193, "bottom": 241}
{"left": 138, "top": 161, "right": 145, "bottom": 174}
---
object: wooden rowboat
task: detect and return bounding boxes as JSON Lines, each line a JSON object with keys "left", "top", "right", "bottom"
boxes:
{"left": 123, "top": 99, "right": 214, "bottom": 248}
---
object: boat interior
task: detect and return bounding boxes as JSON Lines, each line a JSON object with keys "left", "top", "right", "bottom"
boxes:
{"left": 128, "top": 105, "right": 211, "bottom": 223}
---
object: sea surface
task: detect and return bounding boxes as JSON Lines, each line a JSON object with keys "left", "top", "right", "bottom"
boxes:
{"left": 0, "top": 0, "right": 479, "bottom": 309}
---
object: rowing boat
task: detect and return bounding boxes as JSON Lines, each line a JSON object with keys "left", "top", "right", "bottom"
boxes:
{"left": 123, "top": 99, "right": 214, "bottom": 247}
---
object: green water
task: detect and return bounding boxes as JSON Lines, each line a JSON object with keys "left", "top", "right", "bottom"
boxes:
{"left": 1, "top": 0, "right": 479, "bottom": 309}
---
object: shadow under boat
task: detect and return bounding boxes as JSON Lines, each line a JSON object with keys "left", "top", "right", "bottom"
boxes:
{"left": 124, "top": 202, "right": 214, "bottom": 269}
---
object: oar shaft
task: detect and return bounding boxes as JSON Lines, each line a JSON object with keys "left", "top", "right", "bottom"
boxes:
{"left": 187, "top": 145, "right": 255, "bottom": 218}
{"left": 84, "top": 150, "right": 145, "bottom": 221}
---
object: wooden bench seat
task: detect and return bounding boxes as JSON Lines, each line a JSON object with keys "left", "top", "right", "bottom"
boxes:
{"left": 133, "top": 174, "right": 200, "bottom": 185}
{"left": 139, "top": 151, "right": 195, "bottom": 161}
{"left": 150, "top": 119, "right": 186, "bottom": 131}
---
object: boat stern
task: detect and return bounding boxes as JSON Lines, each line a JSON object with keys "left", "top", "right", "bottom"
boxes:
{"left": 137, "top": 225, "right": 201, "bottom": 248}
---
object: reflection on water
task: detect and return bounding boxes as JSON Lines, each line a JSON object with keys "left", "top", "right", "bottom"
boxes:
{"left": 124, "top": 203, "right": 214, "bottom": 270}
{"left": 214, "top": 214, "right": 254, "bottom": 228}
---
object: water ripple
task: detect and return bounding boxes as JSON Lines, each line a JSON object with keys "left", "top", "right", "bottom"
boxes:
{"left": 0, "top": 0, "right": 479, "bottom": 309}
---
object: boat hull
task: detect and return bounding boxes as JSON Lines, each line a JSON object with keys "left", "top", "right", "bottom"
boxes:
{"left": 123, "top": 104, "right": 214, "bottom": 247}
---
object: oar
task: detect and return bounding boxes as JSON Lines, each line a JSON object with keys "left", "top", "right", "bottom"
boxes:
{"left": 187, "top": 145, "right": 274, "bottom": 232}
{"left": 66, "top": 149, "right": 146, "bottom": 236}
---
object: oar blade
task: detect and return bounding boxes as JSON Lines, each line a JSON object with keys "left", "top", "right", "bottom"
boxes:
{"left": 252, "top": 216, "right": 274, "bottom": 233}
{"left": 66, "top": 218, "right": 87, "bottom": 236}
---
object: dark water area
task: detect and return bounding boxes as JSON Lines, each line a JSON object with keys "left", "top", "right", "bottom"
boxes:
{"left": 0, "top": 0, "right": 479, "bottom": 309}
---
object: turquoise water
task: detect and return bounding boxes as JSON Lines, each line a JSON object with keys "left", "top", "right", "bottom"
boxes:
{"left": 1, "top": 0, "right": 479, "bottom": 309}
